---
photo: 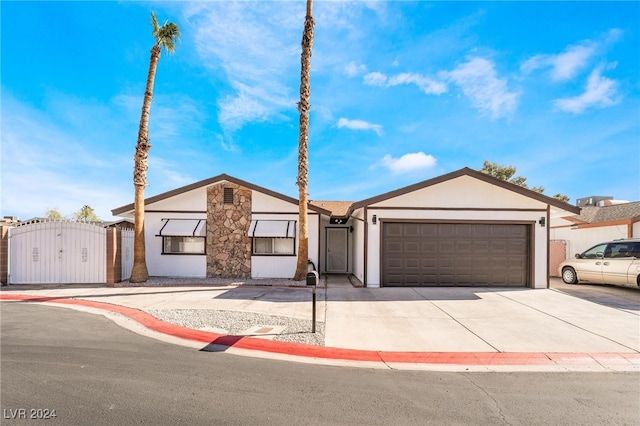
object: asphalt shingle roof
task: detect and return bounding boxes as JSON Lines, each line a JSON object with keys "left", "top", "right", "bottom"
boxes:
{"left": 571, "top": 201, "right": 640, "bottom": 224}
{"left": 310, "top": 201, "right": 353, "bottom": 217}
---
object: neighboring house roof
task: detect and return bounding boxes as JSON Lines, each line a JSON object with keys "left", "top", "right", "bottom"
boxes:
{"left": 20, "top": 217, "right": 48, "bottom": 224}
{"left": 564, "top": 201, "right": 640, "bottom": 225}
{"left": 310, "top": 201, "right": 354, "bottom": 217}
{"left": 111, "top": 173, "right": 332, "bottom": 217}
{"left": 103, "top": 219, "right": 134, "bottom": 228}
{"left": 348, "top": 167, "right": 581, "bottom": 215}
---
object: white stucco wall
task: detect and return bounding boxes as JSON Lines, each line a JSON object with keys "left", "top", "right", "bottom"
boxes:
{"left": 146, "top": 187, "right": 208, "bottom": 211}
{"left": 351, "top": 210, "right": 366, "bottom": 285}
{"left": 136, "top": 186, "right": 209, "bottom": 277}
{"left": 144, "top": 211, "right": 208, "bottom": 277}
{"left": 551, "top": 224, "right": 632, "bottom": 258}
{"left": 252, "top": 192, "right": 298, "bottom": 213}
{"left": 375, "top": 176, "right": 544, "bottom": 210}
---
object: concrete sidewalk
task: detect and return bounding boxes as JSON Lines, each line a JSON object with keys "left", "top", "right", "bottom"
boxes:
{"left": 1, "top": 276, "right": 639, "bottom": 371}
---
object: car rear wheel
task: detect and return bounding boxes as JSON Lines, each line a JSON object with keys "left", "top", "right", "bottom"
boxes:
{"left": 562, "top": 267, "right": 578, "bottom": 284}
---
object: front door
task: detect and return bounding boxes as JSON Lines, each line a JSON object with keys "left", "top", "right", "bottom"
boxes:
{"left": 326, "top": 228, "right": 348, "bottom": 273}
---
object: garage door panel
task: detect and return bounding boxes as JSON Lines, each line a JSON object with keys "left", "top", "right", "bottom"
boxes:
{"left": 421, "top": 241, "right": 437, "bottom": 252}
{"left": 403, "top": 224, "right": 421, "bottom": 237}
{"left": 438, "top": 258, "right": 455, "bottom": 268}
{"left": 404, "top": 241, "right": 420, "bottom": 253}
{"left": 455, "top": 240, "right": 472, "bottom": 253}
{"left": 421, "top": 258, "right": 437, "bottom": 268}
{"left": 439, "top": 224, "right": 456, "bottom": 237}
{"left": 474, "top": 241, "right": 490, "bottom": 251}
{"left": 421, "top": 225, "right": 438, "bottom": 237}
{"left": 456, "top": 224, "right": 474, "bottom": 237}
{"left": 385, "top": 255, "right": 402, "bottom": 267}
{"left": 439, "top": 241, "right": 455, "bottom": 252}
{"left": 404, "top": 258, "right": 420, "bottom": 269}
{"left": 474, "top": 226, "right": 490, "bottom": 237}
{"left": 382, "top": 222, "right": 529, "bottom": 287}
{"left": 384, "top": 223, "right": 403, "bottom": 237}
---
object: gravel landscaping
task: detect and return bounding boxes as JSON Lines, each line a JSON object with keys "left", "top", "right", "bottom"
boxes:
{"left": 147, "top": 308, "right": 325, "bottom": 346}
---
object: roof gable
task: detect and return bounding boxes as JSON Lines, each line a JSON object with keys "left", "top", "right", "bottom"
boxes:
{"left": 349, "top": 167, "right": 581, "bottom": 215}
{"left": 112, "top": 174, "right": 331, "bottom": 216}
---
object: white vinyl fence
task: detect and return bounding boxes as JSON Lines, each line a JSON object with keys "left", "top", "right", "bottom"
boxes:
{"left": 9, "top": 221, "right": 106, "bottom": 284}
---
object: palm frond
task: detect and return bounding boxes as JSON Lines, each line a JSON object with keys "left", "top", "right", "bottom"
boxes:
{"left": 149, "top": 12, "right": 179, "bottom": 53}
{"left": 157, "top": 22, "right": 180, "bottom": 53}
{"left": 150, "top": 12, "right": 159, "bottom": 36}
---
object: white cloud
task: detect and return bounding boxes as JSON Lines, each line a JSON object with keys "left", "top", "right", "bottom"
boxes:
{"left": 363, "top": 71, "right": 388, "bottom": 86}
{"left": 520, "top": 29, "right": 622, "bottom": 81}
{"left": 387, "top": 72, "right": 448, "bottom": 95}
{"left": 364, "top": 71, "right": 447, "bottom": 95}
{"left": 444, "top": 57, "right": 519, "bottom": 119}
{"left": 183, "top": 2, "right": 387, "bottom": 134}
{"left": 147, "top": 158, "right": 194, "bottom": 189}
{"left": 554, "top": 65, "right": 620, "bottom": 114}
{"left": 218, "top": 90, "right": 273, "bottom": 132}
{"left": 380, "top": 152, "right": 437, "bottom": 174}
{"left": 337, "top": 118, "right": 382, "bottom": 136}
{"left": 185, "top": 2, "right": 303, "bottom": 133}
{"left": 345, "top": 61, "right": 367, "bottom": 77}
{"left": 522, "top": 44, "right": 596, "bottom": 81}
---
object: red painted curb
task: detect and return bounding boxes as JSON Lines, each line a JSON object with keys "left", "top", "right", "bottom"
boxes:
{"left": 2, "top": 294, "right": 639, "bottom": 367}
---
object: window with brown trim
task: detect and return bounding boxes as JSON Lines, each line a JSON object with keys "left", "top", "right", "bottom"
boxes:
{"left": 252, "top": 237, "right": 295, "bottom": 255}
{"left": 162, "top": 236, "right": 206, "bottom": 254}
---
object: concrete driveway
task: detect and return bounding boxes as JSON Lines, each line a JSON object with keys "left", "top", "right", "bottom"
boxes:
{"left": 324, "top": 280, "right": 639, "bottom": 353}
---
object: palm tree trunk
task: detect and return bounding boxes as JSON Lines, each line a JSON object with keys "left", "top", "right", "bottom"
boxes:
{"left": 131, "top": 184, "right": 148, "bottom": 281}
{"left": 293, "top": 0, "right": 314, "bottom": 281}
{"left": 130, "top": 45, "right": 160, "bottom": 283}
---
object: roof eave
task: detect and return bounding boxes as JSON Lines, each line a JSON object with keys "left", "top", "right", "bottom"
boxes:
{"left": 111, "top": 173, "right": 331, "bottom": 217}
{"left": 350, "top": 167, "right": 581, "bottom": 215}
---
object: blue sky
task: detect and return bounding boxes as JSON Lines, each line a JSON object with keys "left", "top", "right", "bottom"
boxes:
{"left": 2, "top": 1, "right": 639, "bottom": 221}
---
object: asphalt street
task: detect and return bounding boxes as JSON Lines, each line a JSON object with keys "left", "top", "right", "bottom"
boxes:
{"left": 2, "top": 302, "right": 638, "bottom": 426}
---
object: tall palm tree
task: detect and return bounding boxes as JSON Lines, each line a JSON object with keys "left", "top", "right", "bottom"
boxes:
{"left": 293, "top": 0, "right": 314, "bottom": 281}
{"left": 130, "top": 12, "right": 180, "bottom": 283}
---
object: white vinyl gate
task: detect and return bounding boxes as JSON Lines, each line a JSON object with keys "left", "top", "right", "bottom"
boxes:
{"left": 9, "top": 221, "right": 106, "bottom": 284}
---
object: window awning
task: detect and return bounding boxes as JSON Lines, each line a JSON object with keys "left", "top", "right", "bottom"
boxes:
{"left": 249, "top": 220, "right": 296, "bottom": 238}
{"left": 158, "top": 219, "right": 206, "bottom": 237}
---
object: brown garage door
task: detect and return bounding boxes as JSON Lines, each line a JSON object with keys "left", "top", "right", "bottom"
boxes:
{"left": 382, "top": 222, "right": 529, "bottom": 287}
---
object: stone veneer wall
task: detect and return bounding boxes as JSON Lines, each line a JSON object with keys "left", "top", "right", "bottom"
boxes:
{"left": 206, "top": 183, "right": 252, "bottom": 278}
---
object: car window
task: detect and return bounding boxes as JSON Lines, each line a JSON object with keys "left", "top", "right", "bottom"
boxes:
{"left": 605, "top": 242, "right": 635, "bottom": 258}
{"left": 628, "top": 242, "right": 640, "bottom": 258}
{"left": 582, "top": 244, "right": 607, "bottom": 259}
